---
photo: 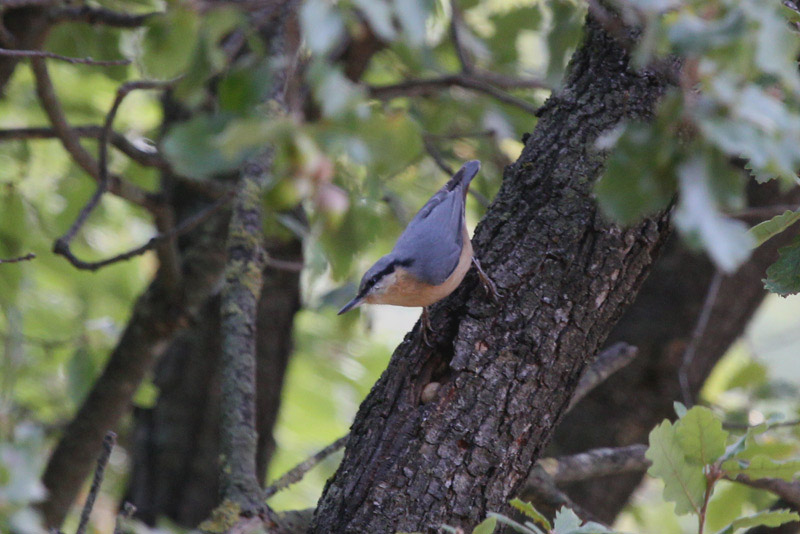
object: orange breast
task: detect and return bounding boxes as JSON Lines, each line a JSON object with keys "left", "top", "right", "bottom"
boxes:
{"left": 368, "top": 225, "right": 473, "bottom": 308}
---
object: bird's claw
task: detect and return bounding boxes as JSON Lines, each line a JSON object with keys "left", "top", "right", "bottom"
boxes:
{"left": 472, "top": 257, "right": 499, "bottom": 303}
{"left": 419, "top": 307, "right": 435, "bottom": 348}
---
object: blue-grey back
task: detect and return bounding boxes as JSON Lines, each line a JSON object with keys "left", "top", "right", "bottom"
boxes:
{"left": 391, "top": 160, "right": 480, "bottom": 285}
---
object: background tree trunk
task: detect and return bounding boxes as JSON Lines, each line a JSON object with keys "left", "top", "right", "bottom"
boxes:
{"left": 124, "top": 232, "right": 301, "bottom": 527}
{"left": 545, "top": 182, "right": 800, "bottom": 524}
{"left": 310, "top": 16, "right": 674, "bottom": 534}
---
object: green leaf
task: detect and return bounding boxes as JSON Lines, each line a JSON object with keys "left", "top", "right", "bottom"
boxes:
{"left": 141, "top": 7, "right": 200, "bottom": 78}
{"left": 488, "top": 512, "right": 542, "bottom": 534}
{"left": 674, "top": 156, "right": 754, "bottom": 273}
{"left": 352, "top": 0, "right": 397, "bottom": 41}
{"left": 763, "top": 235, "right": 800, "bottom": 296}
{"left": 218, "top": 61, "right": 273, "bottom": 115}
{"left": 675, "top": 406, "right": 729, "bottom": 465}
{"left": 510, "top": 499, "right": 551, "bottom": 531}
{"left": 300, "top": 0, "right": 346, "bottom": 54}
{"left": 715, "top": 510, "right": 800, "bottom": 534}
{"left": 674, "top": 402, "right": 688, "bottom": 418}
{"left": 595, "top": 121, "right": 678, "bottom": 225}
{"left": 473, "top": 516, "right": 497, "bottom": 534}
{"left": 568, "top": 522, "right": 614, "bottom": 534}
{"left": 646, "top": 420, "right": 707, "bottom": 515}
{"left": 162, "top": 114, "right": 250, "bottom": 179}
{"left": 553, "top": 507, "right": 582, "bottom": 533}
{"left": 722, "top": 454, "right": 800, "bottom": 481}
{"left": 393, "top": 0, "right": 429, "bottom": 46}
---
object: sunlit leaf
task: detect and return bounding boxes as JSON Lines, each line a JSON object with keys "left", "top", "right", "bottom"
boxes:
{"left": 141, "top": 7, "right": 200, "bottom": 78}
{"left": 646, "top": 420, "right": 706, "bottom": 515}
{"left": 722, "top": 454, "right": 800, "bottom": 481}
{"left": 510, "top": 499, "right": 551, "bottom": 531}
{"left": 748, "top": 210, "right": 800, "bottom": 248}
{"left": 472, "top": 516, "right": 497, "bottom": 534}
{"left": 675, "top": 406, "right": 729, "bottom": 465}
{"left": 553, "top": 507, "right": 581, "bottom": 533}
{"left": 715, "top": 509, "right": 800, "bottom": 534}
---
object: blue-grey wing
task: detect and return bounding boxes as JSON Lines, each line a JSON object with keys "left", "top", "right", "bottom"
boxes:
{"left": 392, "top": 188, "right": 465, "bottom": 285}
{"left": 390, "top": 161, "right": 480, "bottom": 285}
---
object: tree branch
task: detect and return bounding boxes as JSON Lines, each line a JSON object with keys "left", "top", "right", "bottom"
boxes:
{"left": 217, "top": 1, "right": 296, "bottom": 519}
{"left": 264, "top": 436, "right": 348, "bottom": 499}
{"left": 449, "top": 1, "right": 473, "bottom": 74}
{"left": 570, "top": 342, "right": 638, "bottom": 410}
{"left": 30, "top": 58, "right": 161, "bottom": 210}
{"left": 51, "top": 79, "right": 178, "bottom": 271}
{"left": 679, "top": 270, "right": 723, "bottom": 406}
{"left": 48, "top": 6, "right": 157, "bottom": 27}
{"left": 729, "top": 476, "right": 800, "bottom": 509}
{"left": 0, "top": 252, "right": 35, "bottom": 264}
{"left": 0, "top": 125, "right": 166, "bottom": 169}
{"left": 0, "top": 47, "right": 131, "bottom": 66}
{"left": 53, "top": 192, "right": 233, "bottom": 271}
{"left": 368, "top": 72, "right": 545, "bottom": 115}
{"left": 527, "top": 444, "right": 800, "bottom": 511}
{"left": 75, "top": 432, "right": 116, "bottom": 534}
{"left": 537, "top": 444, "right": 649, "bottom": 484}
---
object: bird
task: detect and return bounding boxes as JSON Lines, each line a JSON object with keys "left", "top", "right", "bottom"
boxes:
{"left": 338, "top": 160, "right": 497, "bottom": 344}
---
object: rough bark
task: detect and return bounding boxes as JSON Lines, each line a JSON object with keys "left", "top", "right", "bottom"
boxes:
{"left": 219, "top": 151, "right": 275, "bottom": 514}
{"left": 125, "top": 235, "right": 302, "bottom": 528}
{"left": 310, "top": 16, "right": 672, "bottom": 534}
{"left": 547, "top": 181, "right": 800, "bottom": 524}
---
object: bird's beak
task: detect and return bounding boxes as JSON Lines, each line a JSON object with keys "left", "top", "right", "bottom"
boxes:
{"left": 338, "top": 295, "right": 364, "bottom": 315}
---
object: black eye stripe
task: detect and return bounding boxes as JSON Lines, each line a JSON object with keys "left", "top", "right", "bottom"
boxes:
{"left": 359, "top": 258, "right": 414, "bottom": 295}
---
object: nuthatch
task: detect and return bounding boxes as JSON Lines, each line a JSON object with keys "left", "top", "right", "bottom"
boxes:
{"left": 338, "top": 160, "right": 497, "bottom": 341}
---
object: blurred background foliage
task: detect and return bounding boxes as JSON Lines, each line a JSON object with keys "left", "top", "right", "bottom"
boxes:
{"left": 2, "top": 0, "right": 800, "bottom": 532}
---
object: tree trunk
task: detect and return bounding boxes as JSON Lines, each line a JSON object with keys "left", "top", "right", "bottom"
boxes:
{"left": 124, "top": 230, "right": 301, "bottom": 527}
{"left": 310, "top": 16, "right": 673, "bottom": 534}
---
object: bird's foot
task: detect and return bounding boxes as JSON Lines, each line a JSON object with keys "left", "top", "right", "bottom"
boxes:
{"left": 419, "top": 307, "right": 435, "bottom": 348}
{"left": 472, "top": 257, "right": 499, "bottom": 303}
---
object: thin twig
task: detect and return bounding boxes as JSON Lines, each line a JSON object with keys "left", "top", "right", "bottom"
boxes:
{"left": 0, "top": 252, "right": 35, "bottom": 264}
{"left": 0, "top": 0, "right": 58, "bottom": 7}
{"left": 49, "top": 6, "right": 157, "bottom": 28}
{"left": 264, "top": 436, "right": 349, "bottom": 499}
{"left": 0, "top": 48, "right": 130, "bottom": 66}
{"left": 54, "top": 191, "right": 233, "bottom": 271}
{"left": 423, "top": 135, "right": 454, "bottom": 175}
{"left": 679, "top": 270, "right": 723, "bottom": 406}
{"left": 449, "top": 0, "right": 473, "bottom": 74}
{"left": 30, "top": 58, "right": 159, "bottom": 210}
{"left": 368, "top": 72, "right": 545, "bottom": 115}
{"left": 75, "top": 431, "right": 116, "bottom": 534}
{"left": 422, "top": 133, "right": 491, "bottom": 208}
{"left": 52, "top": 79, "right": 176, "bottom": 267}
{"left": 0, "top": 125, "right": 166, "bottom": 169}
{"left": 570, "top": 342, "right": 638, "bottom": 410}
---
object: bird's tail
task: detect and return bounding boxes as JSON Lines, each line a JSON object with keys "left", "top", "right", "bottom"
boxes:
{"left": 444, "top": 160, "right": 481, "bottom": 196}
